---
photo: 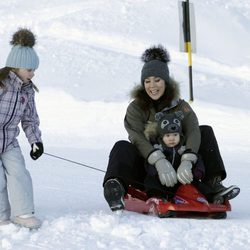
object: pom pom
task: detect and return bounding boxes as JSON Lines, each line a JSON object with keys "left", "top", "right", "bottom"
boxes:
{"left": 141, "top": 44, "right": 170, "bottom": 63}
{"left": 10, "top": 28, "right": 36, "bottom": 47}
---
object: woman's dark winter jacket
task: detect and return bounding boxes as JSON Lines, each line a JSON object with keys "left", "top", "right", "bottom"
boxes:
{"left": 124, "top": 79, "right": 201, "bottom": 159}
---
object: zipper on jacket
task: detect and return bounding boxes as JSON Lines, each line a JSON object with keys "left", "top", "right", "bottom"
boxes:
{"left": 171, "top": 147, "right": 176, "bottom": 166}
{"left": 1, "top": 92, "right": 19, "bottom": 153}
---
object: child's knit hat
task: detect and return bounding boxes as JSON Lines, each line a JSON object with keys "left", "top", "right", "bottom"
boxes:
{"left": 155, "top": 111, "right": 184, "bottom": 137}
{"left": 5, "top": 28, "right": 39, "bottom": 70}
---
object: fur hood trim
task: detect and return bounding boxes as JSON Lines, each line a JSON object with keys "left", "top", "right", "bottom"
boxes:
{"left": 130, "top": 77, "right": 180, "bottom": 111}
{"left": 144, "top": 121, "right": 158, "bottom": 140}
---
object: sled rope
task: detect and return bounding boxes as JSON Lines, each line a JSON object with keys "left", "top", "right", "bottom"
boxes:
{"left": 44, "top": 152, "right": 106, "bottom": 173}
{"left": 44, "top": 152, "right": 150, "bottom": 189}
{"left": 44, "top": 152, "right": 203, "bottom": 201}
{"left": 44, "top": 151, "right": 175, "bottom": 193}
{"left": 44, "top": 152, "right": 183, "bottom": 196}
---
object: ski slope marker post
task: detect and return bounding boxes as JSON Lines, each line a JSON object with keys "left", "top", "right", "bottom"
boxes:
{"left": 178, "top": 0, "right": 196, "bottom": 102}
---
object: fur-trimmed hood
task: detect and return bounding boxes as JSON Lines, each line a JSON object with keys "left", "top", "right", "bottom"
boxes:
{"left": 144, "top": 121, "right": 158, "bottom": 141}
{"left": 130, "top": 77, "right": 180, "bottom": 111}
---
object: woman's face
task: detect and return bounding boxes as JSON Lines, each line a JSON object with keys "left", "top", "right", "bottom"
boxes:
{"left": 144, "top": 76, "right": 165, "bottom": 100}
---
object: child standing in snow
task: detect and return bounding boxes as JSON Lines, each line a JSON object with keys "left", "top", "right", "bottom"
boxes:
{"left": 143, "top": 111, "right": 205, "bottom": 198}
{"left": 0, "top": 28, "right": 43, "bottom": 229}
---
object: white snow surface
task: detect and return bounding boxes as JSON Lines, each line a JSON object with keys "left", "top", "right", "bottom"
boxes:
{"left": 0, "top": 0, "right": 250, "bottom": 249}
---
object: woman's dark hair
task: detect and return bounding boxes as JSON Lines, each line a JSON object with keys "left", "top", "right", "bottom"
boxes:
{"left": 0, "top": 67, "right": 39, "bottom": 92}
{"left": 132, "top": 77, "right": 180, "bottom": 111}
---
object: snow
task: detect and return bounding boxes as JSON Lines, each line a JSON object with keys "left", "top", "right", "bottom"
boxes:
{"left": 0, "top": 0, "right": 250, "bottom": 249}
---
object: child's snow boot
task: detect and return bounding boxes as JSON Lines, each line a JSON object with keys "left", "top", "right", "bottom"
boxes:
{"left": 12, "top": 214, "right": 41, "bottom": 229}
{"left": 0, "top": 219, "right": 11, "bottom": 226}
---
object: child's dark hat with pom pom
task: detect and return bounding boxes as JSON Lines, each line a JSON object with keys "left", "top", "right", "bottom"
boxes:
{"left": 141, "top": 44, "right": 170, "bottom": 85}
{"left": 5, "top": 28, "right": 39, "bottom": 70}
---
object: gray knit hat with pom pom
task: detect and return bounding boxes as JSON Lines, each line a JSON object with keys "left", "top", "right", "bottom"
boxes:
{"left": 5, "top": 28, "right": 39, "bottom": 70}
{"left": 141, "top": 44, "right": 170, "bottom": 85}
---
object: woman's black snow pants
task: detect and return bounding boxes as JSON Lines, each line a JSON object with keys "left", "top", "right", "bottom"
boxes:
{"left": 198, "top": 125, "right": 226, "bottom": 181}
{"left": 103, "top": 140, "right": 146, "bottom": 191}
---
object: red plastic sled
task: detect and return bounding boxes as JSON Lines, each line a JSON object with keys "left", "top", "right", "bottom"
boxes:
{"left": 124, "top": 184, "right": 231, "bottom": 219}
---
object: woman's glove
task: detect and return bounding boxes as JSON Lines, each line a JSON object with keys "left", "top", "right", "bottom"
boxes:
{"left": 148, "top": 150, "right": 177, "bottom": 187}
{"left": 30, "top": 142, "right": 44, "bottom": 160}
{"left": 177, "top": 153, "right": 197, "bottom": 184}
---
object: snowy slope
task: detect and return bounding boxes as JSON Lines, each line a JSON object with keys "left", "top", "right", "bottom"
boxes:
{"left": 0, "top": 0, "right": 250, "bottom": 249}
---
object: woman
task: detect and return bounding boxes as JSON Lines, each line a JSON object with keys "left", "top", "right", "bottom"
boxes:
{"left": 103, "top": 45, "right": 240, "bottom": 211}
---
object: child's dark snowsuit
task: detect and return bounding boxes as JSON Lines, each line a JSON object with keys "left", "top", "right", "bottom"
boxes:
{"left": 144, "top": 144, "right": 205, "bottom": 198}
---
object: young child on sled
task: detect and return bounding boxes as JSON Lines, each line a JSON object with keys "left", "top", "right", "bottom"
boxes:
{"left": 144, "top": 111, "right": 205, "bottom": 200}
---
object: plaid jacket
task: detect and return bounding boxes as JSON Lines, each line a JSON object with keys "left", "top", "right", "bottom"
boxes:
{"left": 0, "top": 71, "right": 42, "bottom": 153}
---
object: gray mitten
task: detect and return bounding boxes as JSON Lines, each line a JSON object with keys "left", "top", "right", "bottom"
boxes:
{"left": 177, "top": 153, "right": 197, "bottom": 184}
{"left": 148, "top": 150, "right": 177, "bottom": 187}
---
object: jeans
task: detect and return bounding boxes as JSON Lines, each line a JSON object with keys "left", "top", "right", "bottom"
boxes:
{"left": 0, "top": 147, "right": 34, "bottom": 220}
